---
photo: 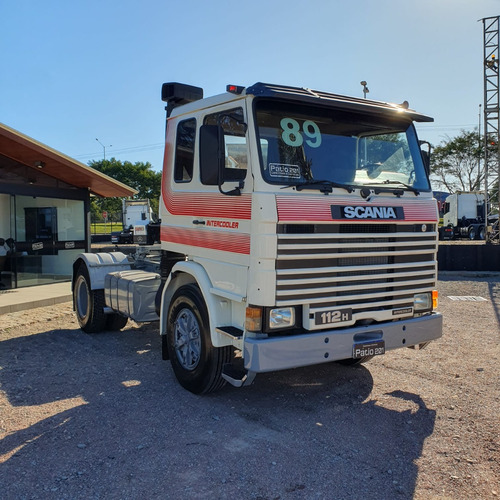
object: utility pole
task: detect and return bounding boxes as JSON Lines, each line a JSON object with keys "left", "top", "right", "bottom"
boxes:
{"left": 95, "top": 138, "right": 111, "bottom": 161}
{"left": 482, "top": 15, "right": 500, "bottom": 243}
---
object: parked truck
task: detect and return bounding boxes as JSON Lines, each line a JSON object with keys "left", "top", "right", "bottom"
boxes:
{"left": 111, "top": 199, "right": 157, "bottom": 244}
{"left": 73, "top": 82, "right": 442, "bottom": 394}
{"left": 440, "top": 192, "right": 487, "bottom": 240}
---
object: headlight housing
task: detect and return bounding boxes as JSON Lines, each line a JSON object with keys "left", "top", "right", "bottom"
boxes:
{"left": 269, "top": 307, "right": 296, "bottom": 330}
{"left": 413, "top": 292, "right": 433, "bottom": 312}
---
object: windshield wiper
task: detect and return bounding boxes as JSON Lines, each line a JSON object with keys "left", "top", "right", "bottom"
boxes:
{"left": 285, "top": 180, "right": 354, "bottom": 195}
{"left": 369, "top": 179, "right": 420, "bottom": 196}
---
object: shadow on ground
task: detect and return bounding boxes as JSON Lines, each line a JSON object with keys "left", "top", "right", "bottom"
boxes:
{"left": 0, "top": 322, "right": 435, "bottom": 499}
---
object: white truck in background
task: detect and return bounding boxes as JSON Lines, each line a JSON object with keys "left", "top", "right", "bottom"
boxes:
{"left": 73, "top": 81, "right": 442, "bottom": 394}
{"left": 111, "top": 199, "right": 157, "bottom": 244}
{"left": 440, "top": 192, "right": 487, "bottom": 240}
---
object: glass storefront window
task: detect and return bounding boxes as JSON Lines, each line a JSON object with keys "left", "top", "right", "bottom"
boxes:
{"left": 6, "top": 195, "right": 86, "bottom": 287}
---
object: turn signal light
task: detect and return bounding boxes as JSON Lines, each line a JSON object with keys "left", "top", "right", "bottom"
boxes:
{"left": 245, "top": 306, "right": 262, "bottom": 332}
{"left": 432, "top": 290, "right": 438, "bottom": 309}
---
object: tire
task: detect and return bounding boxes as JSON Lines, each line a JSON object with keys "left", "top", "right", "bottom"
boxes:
{"left": 468, "top": 226, "right": 477, "bottom": 240}
{"left": 479, "top": 226, "right": 485, "bottom": 240}
{"left": 105, "top": 313, "right": 128, "bottom": 331}
{"left": 336, "top": 355, "right": 374, "bottom": 366}
{"left": 166, "top": 284, "right": 232, "bottom": 394}
{"left": 74, "top": 264, "right": 106, "bottom": 333}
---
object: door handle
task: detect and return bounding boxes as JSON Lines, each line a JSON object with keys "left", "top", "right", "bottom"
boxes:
{"left": 192, "top": 220, "right": 206, "bottom": 225}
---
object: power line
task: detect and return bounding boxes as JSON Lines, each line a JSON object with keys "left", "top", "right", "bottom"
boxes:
{"left": 418, "top": 124, "right": 477, "bottom": 130}
{"left": 74, "top": 142, "right": 164, "bottom": 160}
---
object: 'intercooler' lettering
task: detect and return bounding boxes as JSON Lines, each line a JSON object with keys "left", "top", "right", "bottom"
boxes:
{"left": 206, "top": 220, "right": 239, "bottom": 229}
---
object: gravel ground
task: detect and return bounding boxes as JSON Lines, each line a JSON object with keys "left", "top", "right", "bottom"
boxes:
{"left": 0, "top": 274, "right": 499, "bottom": 500}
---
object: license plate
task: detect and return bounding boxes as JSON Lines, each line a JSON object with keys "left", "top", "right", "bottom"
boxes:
{"left": 314, "top": 308, "right": 352, "bottom": 325}
{"left": 352, "top": 340, "right": 385, "bottom": 358}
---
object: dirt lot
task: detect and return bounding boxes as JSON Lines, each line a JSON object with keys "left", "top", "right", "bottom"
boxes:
{"left": 0, "top": 274, "right": 499, "bottom": 500}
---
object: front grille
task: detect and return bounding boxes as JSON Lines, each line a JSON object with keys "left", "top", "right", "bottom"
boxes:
{"left": 276, "top": 223, "right": 437, "bottom": 324}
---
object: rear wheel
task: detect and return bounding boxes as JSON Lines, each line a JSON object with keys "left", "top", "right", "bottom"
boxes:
{"left": 105, "top": 313, "right": 128, "bottom": 331}
{"left": 166, "top": 284, "right": 232, "bottom": 394}
{"left": 74, "top": 264, "right": 106, "bottom": 333}
{"left": 468, "top": 226, "right": 477, "bottom": 240}
{"left": 479, "top": 226, "right": 485, "bottom": 240}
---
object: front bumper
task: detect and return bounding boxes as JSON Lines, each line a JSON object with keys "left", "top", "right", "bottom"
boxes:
{"left": 243, "top": 312, "right": 442, "bottom": 373}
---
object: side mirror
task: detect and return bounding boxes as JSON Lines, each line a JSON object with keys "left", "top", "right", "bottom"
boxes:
{"left": 419, "top": 140, "right": 431, "bottom": 176}
{"left": 200, "top": 124, "right": 224, "bottom": 185}
{"left": 199, "top": 124, "right": 245, "bottom": 195}
{"left": 421, "top": 150, "right": 430, "bottom": 175}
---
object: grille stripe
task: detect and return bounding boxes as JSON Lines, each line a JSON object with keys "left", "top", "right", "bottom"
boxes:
{"left": 278, "top": 269, "right": 434, "bottom": 286}
{"left": 277, "top": 286, "right": 433, "bottom": 307}
{"left": 277, "top": 249, "right": 435, "bottom": 260}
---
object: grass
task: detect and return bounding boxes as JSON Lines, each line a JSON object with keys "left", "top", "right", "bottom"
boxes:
{"left": 90, "top": 222, "right": 123, "bottom": 235}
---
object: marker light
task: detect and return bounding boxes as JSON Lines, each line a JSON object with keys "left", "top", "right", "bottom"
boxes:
{"left": 226, "top": 84, "right": 245, "bottom": 95}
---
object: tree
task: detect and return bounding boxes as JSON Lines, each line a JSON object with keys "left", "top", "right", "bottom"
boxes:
{"left": 88, "top": 158, "right": 162, "bottom": 220}
{"left": 430, "top": 130, "right": 484, "bottom": 193}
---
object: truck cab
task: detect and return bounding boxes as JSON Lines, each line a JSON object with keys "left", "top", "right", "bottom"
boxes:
{"left": 442, "top": 192, "right": 487, "bottom": 240}
{"left": 73, "top": 82, "right": 442, "bottom": 394}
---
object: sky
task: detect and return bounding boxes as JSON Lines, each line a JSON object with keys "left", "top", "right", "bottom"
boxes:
{"left": 1, "top": 0, "right": 499, "bottom": 172}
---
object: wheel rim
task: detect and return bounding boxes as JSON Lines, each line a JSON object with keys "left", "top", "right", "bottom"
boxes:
{"left": 75, "top": 275, "right": 89, "bottom": 320}
{"left": 173, "top": 308, "right": 201, "bottom": 370}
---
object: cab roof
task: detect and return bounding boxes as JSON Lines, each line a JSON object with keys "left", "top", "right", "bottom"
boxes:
{"left": 245, "top": 82, "right": 434, "bottom": 123}
{"left": 165, "top": 82, "right": 433, "bottom": 123}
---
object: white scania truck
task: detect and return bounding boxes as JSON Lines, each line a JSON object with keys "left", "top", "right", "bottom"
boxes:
{"left": 73, "top": 82, "right": 442, "bottom": 393}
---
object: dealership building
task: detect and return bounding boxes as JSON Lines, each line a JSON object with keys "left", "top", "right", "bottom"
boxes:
{"left": 0, "top": 123, "right": 135, "bottom": 289}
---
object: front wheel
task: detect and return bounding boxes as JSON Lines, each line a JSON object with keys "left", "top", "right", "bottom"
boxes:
{"left": 166, "top": 284, "right": 232, "bottom": 394}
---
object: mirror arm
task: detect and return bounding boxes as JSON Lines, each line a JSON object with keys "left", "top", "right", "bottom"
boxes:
{"left": 218, "top": 180, "right": 244, "bottom": 196}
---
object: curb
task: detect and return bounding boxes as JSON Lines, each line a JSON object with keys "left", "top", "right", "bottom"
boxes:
{"left": 0, "top": 293, "right": 73, "bottom": 315}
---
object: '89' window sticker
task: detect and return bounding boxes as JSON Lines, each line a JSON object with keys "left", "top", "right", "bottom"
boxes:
{"left": 280, "top": 118, "right": 322, "bottom": 148}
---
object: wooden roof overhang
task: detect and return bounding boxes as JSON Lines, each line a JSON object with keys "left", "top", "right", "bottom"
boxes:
{"left": 0, "top": 123, "right": 137, "bottom": 197}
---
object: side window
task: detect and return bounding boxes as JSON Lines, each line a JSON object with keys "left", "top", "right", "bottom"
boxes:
{"left": 202, "top": 108, "right": 247, "bottom": 184}
{"left": 174, "top": 118, "right": 196, "bottom": 182}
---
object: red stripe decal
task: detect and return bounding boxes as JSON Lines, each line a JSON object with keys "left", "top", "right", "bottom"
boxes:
{"left": 161, "top": 226, "right": 250, "bottom": 255}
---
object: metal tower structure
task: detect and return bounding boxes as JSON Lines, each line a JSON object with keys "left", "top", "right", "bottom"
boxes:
{"left": 482, "top": 15, "right": 500, "bottom": 243}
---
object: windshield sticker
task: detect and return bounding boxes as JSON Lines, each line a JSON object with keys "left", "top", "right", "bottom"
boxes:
{"left": 269, "top": 163, "right": 301, "bottom": 179}
{"left": 280, "top": 118, "right": 322, "bottom": 148}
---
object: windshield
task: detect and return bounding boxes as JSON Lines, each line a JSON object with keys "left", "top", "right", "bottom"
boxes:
{"left": 254, "top": 99, "right": 431, "bottom": 192}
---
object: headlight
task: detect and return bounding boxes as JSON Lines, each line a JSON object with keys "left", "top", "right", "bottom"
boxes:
{"left": 414, "top": 292, "right": 432, "bottom": 311}
{"left": 269, "top": 307, "right": 295, "bottom": 329}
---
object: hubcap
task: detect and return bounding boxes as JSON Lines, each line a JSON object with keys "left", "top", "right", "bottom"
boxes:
{"left": 75, "top": 276, "right": 89, "bottom": 320}
{"left": 174, "top": 308, "right": 201, "bottom": 370}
